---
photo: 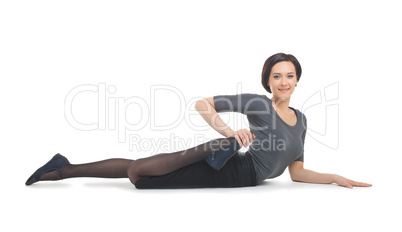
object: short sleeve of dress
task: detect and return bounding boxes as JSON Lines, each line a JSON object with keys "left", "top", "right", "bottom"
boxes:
{"left": 295, "top": 114, "right": 307, "bottom": 162}
{"left": 213, "top": 93, "right": 269, "bottom": 115}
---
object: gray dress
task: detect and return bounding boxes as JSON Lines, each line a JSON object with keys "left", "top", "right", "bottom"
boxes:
{"left": 213, "top": 93, "right": 307, "bottom": 184}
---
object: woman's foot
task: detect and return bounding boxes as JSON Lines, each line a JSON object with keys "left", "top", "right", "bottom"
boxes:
{"left": 25, "top": 153, "right": 70, "bottom": 186}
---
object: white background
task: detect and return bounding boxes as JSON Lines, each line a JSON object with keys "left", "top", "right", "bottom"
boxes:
{"left": 1, "top": 0, "right": 401, "bottom": 231}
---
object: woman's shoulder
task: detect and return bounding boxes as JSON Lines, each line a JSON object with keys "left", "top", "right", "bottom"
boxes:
{"left": 295, "top": 109, "right": 307, "bottom": 128}
{"left": 237, "top": 93, "right": 269, "bottom": 100}
{"left": 289, "top": 107, "right": 307, "bottom": 124}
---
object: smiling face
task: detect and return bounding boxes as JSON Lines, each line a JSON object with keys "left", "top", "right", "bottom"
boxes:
{"left": 267, "top": 61, "right": 298, "bottom": 100}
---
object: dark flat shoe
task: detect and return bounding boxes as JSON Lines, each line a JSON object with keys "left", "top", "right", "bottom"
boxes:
{"left": 205, "top": 139, "right": 241, "bottom": 171}
{"left": 25, "top": 153, "right": 70, "bottom": 186}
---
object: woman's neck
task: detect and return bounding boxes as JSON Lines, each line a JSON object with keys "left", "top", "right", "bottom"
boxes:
{"left": 271, "top": 95, "right": 291, "bottom": 113}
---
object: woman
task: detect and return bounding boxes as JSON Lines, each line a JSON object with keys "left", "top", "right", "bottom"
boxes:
{"left": 25, "top": 53, "right": 372, "bottom": 189}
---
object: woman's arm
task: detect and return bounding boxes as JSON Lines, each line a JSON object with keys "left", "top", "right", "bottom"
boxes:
{"left": 195, "top": 97, "right": 255, "bottom": 147}
{"left": 195, "top": 97, "right": 234, "bottom": 138}
{"left": 288, "top": 161, "right": 372, "bottom": 189}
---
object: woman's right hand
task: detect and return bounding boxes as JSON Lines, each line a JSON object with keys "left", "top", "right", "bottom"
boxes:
{"left": 228, "top": 128, "right": 256, "bottom": 148}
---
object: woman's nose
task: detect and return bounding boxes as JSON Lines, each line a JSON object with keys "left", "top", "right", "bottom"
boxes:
{"left": 280, "top": 77, "right": 288, "bottom": 86}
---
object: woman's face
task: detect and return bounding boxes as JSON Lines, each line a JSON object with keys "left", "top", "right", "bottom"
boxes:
{"left": 268, "top": 61, "right": 298, "bottom": 100}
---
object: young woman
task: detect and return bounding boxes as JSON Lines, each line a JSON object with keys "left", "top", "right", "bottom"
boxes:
{"left": 25, "top": 53, "right": 372, "bottom": 189}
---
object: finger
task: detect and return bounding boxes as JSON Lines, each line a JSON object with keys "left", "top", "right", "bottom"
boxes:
{"left": 234, "top": 134, "right": 244, "bottom": 147}
{"left": 339, "top": 182, "right": 353, "bottom": 189}
{"left": 344, "top": 183, "right": 353, "bottom": 189}
{"left": 239, "top": 131, "right": 247, "bottom": 147}
{"left": 246, "top": 131, "right": 253, "bottom": 143}
{"left": 346, "top": 180, "right": 355, "bottom": 188}
{"left": 244, "top": 133, "right": 250, "bottom": 146}
{"left": 239, "top": 133, "right": 246, "bottom": 147}
{"left": 352, "top": 182, "right": 372, "bottom": 187}
{"left": 240, "top": 133, "right": 248, "bottom": 147}
{"left": 349, "top": 180, "right": 361, "bottom": 186}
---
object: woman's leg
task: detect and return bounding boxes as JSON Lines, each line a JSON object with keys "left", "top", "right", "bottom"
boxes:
{"left": 39, "top": 138, "right": 235, "bottom": 184}
{"left": 127, "top": 137, "right": 235, "bottom": 185}
{"left": 39, "top": 158, "right": 133, "bottom": 181}
{"left": 134, "top": 151, "right": 257, "bottom": 189}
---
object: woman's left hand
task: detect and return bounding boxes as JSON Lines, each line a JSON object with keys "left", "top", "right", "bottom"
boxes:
{"left": 332, "top": 174, "right": 372, "bottom": 189}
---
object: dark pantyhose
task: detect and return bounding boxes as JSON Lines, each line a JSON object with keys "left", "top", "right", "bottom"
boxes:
{"left": 39, "top": 158, "right": 133, "bottom": 180}
{"left": 39, "top": 138, "right": 236, "bottom": 185}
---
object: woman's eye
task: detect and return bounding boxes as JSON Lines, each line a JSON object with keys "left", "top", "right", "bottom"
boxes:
{"left": 287, "top": 75, "right": 294, "bottom": 78}
{"left": 273, "top": 75, "right": 280, "bottom": 79}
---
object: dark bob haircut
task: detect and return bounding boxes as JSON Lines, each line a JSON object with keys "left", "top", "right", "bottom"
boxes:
{"left": 261, "top": 53, "right": 302, "bottom": 93}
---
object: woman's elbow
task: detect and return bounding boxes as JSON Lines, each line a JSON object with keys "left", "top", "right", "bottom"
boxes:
{"left": 288, "top": 162, "right": 304, "bottom": 182}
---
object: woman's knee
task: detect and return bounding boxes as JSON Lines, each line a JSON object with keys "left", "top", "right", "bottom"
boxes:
{"left": 127, "top": 160, "right": 141, "bottom": 185}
